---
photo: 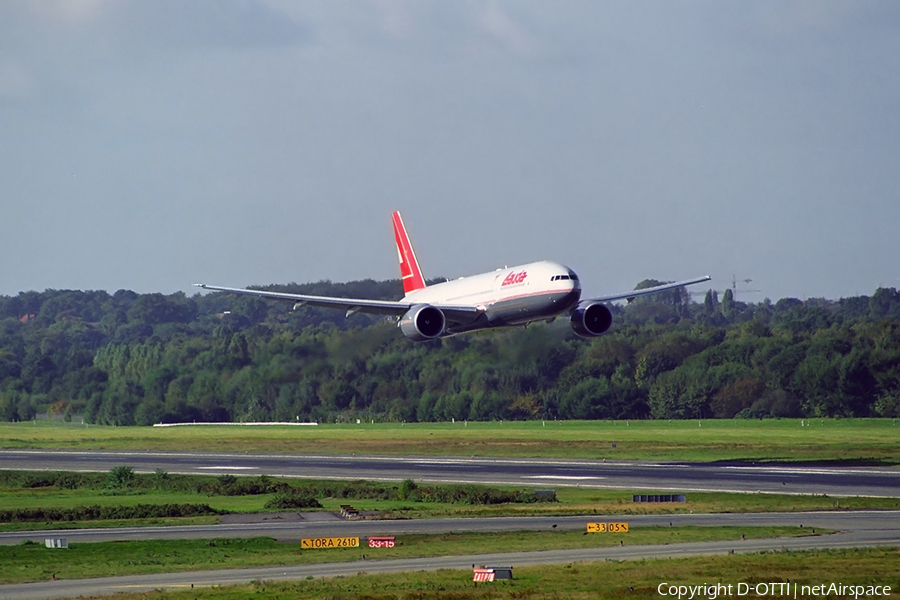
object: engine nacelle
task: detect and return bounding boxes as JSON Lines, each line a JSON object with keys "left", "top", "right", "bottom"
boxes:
{"left": 399, "top": 304, "right": 445, "bottom": 341}
{"left": 570, "top": 301, "right": 613, "bottom": 337}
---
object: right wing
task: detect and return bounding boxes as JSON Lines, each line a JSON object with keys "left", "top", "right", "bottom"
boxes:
{"left": 585, "top": 275, "right": 711, "bottom": 303}
{"left": 193, "top": 284, "right": 483, "bottom": 325}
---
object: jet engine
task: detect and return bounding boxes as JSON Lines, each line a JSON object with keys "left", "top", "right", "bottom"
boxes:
{"left": 399, "top": 304, "right": 445, "bottom": 341}
{"left": 570, "top": 301, "right": 613, "bottom": 337}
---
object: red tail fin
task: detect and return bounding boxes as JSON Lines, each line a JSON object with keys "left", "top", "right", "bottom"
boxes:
{"left": 392, "top": 211, "right": 426, "bottom": 294}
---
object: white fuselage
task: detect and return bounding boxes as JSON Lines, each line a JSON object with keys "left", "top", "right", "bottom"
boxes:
{"left": 401, "top": 260, "right": 582, "bottom": 334}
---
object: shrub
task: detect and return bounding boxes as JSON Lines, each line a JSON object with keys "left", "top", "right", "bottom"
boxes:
{"left": 398, "top": 478, "right": 418, "bottom": 501}
{"left": 0, "top": 503, "right": 224, "bottom": 523}
{"left": 264, "top": 493, "right": 322, "bottom": 510}
{"left": 106, "top": 465, "right": 135, "bottom": 489}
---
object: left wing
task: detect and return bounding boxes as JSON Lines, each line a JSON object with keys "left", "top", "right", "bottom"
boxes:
{"left": 585, "top": 275, "right": 711, "bottom": 303}
{"left": 193, "top": 284, "right": 482, "bottom": 324}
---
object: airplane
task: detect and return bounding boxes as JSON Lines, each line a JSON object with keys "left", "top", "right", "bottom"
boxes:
{"left": 195, "top": 212, "right": 710, "bottom": 341}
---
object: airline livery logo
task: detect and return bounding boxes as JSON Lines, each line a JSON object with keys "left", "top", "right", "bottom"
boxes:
{"left": 501, "top": 270, "right": 528, "bottom": 286}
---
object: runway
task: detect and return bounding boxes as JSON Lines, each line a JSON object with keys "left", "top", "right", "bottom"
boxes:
{"left": 2, "top": 511, "right": 898, "bottom": 600}
{"left": 2, "top": 449, "right": 899, "bottom": 497}
{"left": 1, "top": 450, "right": 897, "bottom": 599}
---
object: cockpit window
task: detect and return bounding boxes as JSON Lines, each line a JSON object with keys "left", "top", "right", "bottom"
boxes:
{"left": 552, "top": 275, "right": 571, "bottom": 281}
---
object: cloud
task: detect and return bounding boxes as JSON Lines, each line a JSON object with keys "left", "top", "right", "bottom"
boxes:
{"left": 368, "top": 0, "right": 417, "bottom": 39}
{"left": 0, "top": 58, "right": 33, "bottom": 98}
{"left": 16, "top": 0, "right": 309, "bottom": 51}
{"left": 112, "top": 0, "right": 310, "bottom": 50}
{"left": 293, "top": 1, "right": 545, "bottom": 60}
{"left": 476, "top": 2, "right": 540, "bottom": 57}
{"left": 26, "top": 0, "right": 110, "bottom": 25}
{"left": 748, "top": 1, "right": 861, "bottom": 36}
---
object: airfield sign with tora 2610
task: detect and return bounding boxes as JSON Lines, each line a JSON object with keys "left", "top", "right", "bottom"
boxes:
{"left": 301, "top": 537, "right": 359, "bottom": 549}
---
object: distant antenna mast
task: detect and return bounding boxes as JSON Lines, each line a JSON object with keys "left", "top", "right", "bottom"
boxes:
{"left": 691, "top": 274, "right": 761, "bottom": 301}
{"left": 730, "top": 274, "right": 761, "bottom": 300}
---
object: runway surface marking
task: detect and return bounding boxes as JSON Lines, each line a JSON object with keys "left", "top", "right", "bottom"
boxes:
{"left": 196, "top": 466, "right": 256, "bottom": 470}
{"left": 522, "top": 475, "right": 604, "bottom": 480}
{"left": 3, "top": 449, "right": 899, "bottom": 497}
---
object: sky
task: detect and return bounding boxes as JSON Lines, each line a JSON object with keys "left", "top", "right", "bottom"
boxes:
{"left": 1, "top": 1, "right": 898, "bottom": 302}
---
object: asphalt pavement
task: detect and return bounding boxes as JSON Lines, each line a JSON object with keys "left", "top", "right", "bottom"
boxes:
{"left": 1, "top": 449, "right": 898, "bottom": 599}
{"left": 2, "top": 449, "right": 899, "bottom": 496}
{"left": 2, "top": 512, "right": 898, "bottom": 600}
{"left": 0, "top": 510, "right": 895, "bottom": 546}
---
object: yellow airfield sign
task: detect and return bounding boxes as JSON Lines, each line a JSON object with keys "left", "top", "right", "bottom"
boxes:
{"left": 301, "top": 537, "right": 360, "bottom": 549}
{"left": 587, "top": 522, "right": 629, "bottom": 533}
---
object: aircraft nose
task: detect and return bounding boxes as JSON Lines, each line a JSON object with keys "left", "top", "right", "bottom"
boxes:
{"left": 568, "top": 280, "right": 582, "bottom": 304}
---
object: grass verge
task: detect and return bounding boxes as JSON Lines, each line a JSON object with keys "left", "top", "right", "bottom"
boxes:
{"left": 0, "top": 526, "right": 824, "bottom": 584}
{"left": 2, "top": 418, "right": 900, "bottom": 463}
{"left": 106, "top": 547, "right": 899, "bottom": 600}
{"left": 0, "top": 515, "right": 220, "bottom": 533}
{"left": 0, "top": 471, "right": 900, "bottom": 531}
{"left": 1, "top": 470, "right": 898, "bottom": 533}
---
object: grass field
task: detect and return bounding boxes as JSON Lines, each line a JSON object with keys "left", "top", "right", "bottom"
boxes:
{"left": 2, "top": 418, "right": 900, "bottom": 463}
{"left": 374, "top": 491, "right": 900, "bottom": 519}
{"left": 1, "top": 421, "right": 896, "bottom": 599}
{"left": 1, "top": 471, "right": 898, "bottom": 533}
{"left": 0, "top": 527, "right": 825, "bottom": 584}
{"left": 24, "top": 547, "right": 900, "bottom": 600}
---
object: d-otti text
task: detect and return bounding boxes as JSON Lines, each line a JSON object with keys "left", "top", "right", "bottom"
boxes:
{"left": 657, "top": 582, "right": 892, "bottom": 599}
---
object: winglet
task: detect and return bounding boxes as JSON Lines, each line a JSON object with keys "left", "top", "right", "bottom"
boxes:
{"left": 392, "top": 211, "right": 426, "bottom": 294}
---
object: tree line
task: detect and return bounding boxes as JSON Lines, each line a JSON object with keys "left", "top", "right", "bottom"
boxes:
{"left": 0, "top": 279, "right": 898, "bottom": 424}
